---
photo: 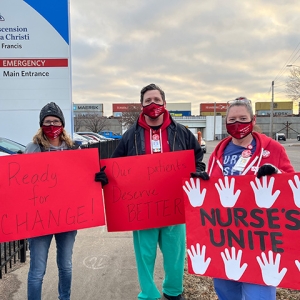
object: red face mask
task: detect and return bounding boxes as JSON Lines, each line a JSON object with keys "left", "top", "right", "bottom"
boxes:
{"left": 226, "top": 121, "right": 253, "bottom": 139}
{"left": 142, "top": 102, "right": 166, "bottom": 119}
{"left": 42, "top": 125, "right": 63, "bottom": 139}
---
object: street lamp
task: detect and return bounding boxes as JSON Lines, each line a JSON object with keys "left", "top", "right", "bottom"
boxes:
{"left": 269, "top": 81, "right": 274, "bottom": 138}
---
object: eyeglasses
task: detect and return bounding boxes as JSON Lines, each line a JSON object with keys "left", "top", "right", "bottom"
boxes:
{"left": 43, "top": 120, "right": 62, "bottom": 126}
{"left": 227, "top": 97, "right": 252, "bottom": 106}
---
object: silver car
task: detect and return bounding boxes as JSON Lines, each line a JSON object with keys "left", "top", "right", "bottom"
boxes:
{"left": 200, "top": 139, "right": 206, "bottom": 153}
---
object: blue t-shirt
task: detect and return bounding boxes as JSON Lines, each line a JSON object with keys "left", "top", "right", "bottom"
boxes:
{"left": 223, "top": 139, "right": 256, "bottom": 176}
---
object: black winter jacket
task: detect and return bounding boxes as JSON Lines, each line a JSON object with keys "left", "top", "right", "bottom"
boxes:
{"left": 112, "top": 116, "right": 205, "bottom": 172}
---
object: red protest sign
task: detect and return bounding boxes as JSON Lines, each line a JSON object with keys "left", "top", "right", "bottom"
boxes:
{"left": 183, "top": 173, "right": 300, "bottom": 290}
{"left": 102, "top": 150, "right": 195, "bottom": 231}
{"left": 0, "top": 149, "right": 105, "bottom": 243}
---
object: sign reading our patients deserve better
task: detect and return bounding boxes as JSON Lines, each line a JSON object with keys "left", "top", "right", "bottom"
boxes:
{"left": 0, "top": 149, "right": 106, "bottom": 243}
{"left": 183, "top": 173, "right": 300, "bottom": 290}
{"left": 101, "top": 150, "right": 196, "bottom": 231}
{"left": 0, "top": 0, "right": 72, "bottom": 144}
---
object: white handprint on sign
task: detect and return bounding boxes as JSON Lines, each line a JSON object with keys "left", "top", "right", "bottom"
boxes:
{"left": 250, "top": 176, "right": 280, "bottom": 208}
{"left": 215, "top": 176, "right": 241, "bottom": 207}
{"left": 187, "top": 243, "right": 211, "bottom": 275}
{"left": 288, "top": 175, "right": 300, "bottom": 208}
{"left": 256, "top": 251, "right": 287, "bottom": 286}
{"left": 221, "top": 247, "right": 247, "bottom": 280}
{"left": 183, "top": 178, "right": 206, "bottom": 207}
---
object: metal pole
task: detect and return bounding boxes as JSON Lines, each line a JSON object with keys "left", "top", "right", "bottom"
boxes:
{"left": 213, "top": 102, "right": 216, "bottom": 140}
{"left": 269, "top": 81, "right": 274, "bottom": 138}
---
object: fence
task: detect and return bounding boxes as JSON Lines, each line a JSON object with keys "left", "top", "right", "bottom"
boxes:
{"left": 0, "top": 140, "right": 120, "bottom": 279}
{"left": 83, "top": 139, "right": 120, "bottom": 159}
{"left": 0, "top": 240, "right": 27, "bottom": 279}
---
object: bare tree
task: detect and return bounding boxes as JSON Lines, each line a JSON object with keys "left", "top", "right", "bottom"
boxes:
{"left": 121, "top": 103, "right": 141, "bottom": 130}
{"left": 83, "top": 114, "right": 108, "bottom": 132}
{"left": 74, "top": 114, "right": 86, "bottom": 132}
{"left": 286, "top": 67, "right": 300, "bottom": 101}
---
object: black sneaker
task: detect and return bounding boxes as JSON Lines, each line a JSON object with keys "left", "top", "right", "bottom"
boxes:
{"left": 163, "top": 293, "right": 185, "bottom": 300}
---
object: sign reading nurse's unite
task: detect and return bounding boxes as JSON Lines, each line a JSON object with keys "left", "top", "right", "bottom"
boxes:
{"left": 183, "top": 173, "right": 300, "bottom": 290}
{"left": 0, "top": 0, "right": 72, "bottom": 144}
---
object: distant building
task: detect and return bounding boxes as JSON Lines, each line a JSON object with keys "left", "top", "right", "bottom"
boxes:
{"left": 73, "top": 103, "right": 103, "bottom": 116}
{"left": 200, "top": 103, "right": 227, "bottom": 116}
{"left": 112, "top": 102, "right": 192, "bottom": 117}
{"left": 167, "top": 103, "right": 191, "bottom": 117}
{"left": 255, "top": 101, "right": 293, "bottom": 116}
{"left": 112, "top": 103, "right": 141, "bottom": 117}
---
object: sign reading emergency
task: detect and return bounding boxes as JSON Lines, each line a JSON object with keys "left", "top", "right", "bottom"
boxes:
{"left": 183, "top": 173, "right": 300, "bottom": 290}
{"left": 102, "top": 151, "right": 196, "bottom": 231}
{"left": 0, "top": 59, "right": 68, "bottom": 67}
{"left": 0, "top": 149, "right": 105, "bottom": 243}
{"left": 0, "top": 0, "right": 72, "bottom": 144}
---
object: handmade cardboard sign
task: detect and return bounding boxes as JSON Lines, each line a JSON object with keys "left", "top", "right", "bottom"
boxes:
{"left": 102, "top": 150, "right": 195, "bottom": 231}
{"left": 0, "top": 149, "right": 105, "bottom": 243}
{"left": 183, "top": 173, "right": 300, "bottom": 290}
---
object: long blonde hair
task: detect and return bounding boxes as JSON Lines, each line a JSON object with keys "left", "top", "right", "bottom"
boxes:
{"left": 33, "top": 128, "right": 74, "bottom": 149}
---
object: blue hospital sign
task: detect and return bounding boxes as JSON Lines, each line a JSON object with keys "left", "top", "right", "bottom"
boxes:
{"left": 0, "top": 0, "right": 72, "bottom": 144}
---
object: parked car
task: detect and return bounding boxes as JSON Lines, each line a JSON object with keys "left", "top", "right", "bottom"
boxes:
{"left": 276, "top": 133, "right": 286, "bottom": 141}
{"left": 0, "top": 151, "right": 10, "bottom": 156}
{"left": 81, "top": 134, "right": 102, "bottom": 142}
{"left": 98, "top": 135, "right": 114, "bottom": 141}
{"left": 76, "top": 132, "right": 111, "bottom": 142}
{"left": 200, "top": 139, "right": 206, "bottom": 153}
{"left": 72, "top": 133, "right": 91, "bottom": 148}
{"left": 0, "top": 137, "right": 26, "bottom": 154}
{"left": 297, "top": 134, "right": 300, "bottom": 141}
{"left": 81, "top": 135, "right": 100, "bottom": 143}
{"left": 98, "top": 131, "right": 122, "bottom": 140}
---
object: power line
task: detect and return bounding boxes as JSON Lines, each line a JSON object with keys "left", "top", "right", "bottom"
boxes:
{"left": 274, "top": 41, "right": 300, "bottom": 82}
{"left": 289, "top": 53, "right": 300, "bottom": 66}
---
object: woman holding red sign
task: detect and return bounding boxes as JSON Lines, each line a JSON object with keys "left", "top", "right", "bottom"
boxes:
{"left": 207, "top": 97, "right": 294, "bottom": 300}
{"left": 25, "top": 102, "right": 80, "bottom": 300}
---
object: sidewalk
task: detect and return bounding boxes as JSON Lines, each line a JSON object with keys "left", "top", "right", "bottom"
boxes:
{"left": 1, "top": 227, "right": 163, "bottom": 300}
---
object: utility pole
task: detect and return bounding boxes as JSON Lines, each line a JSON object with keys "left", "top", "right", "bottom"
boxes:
{"left": 269, "top": 81, "right": 274, "bottom": 138}
{"left": 213, "top": 102, "right": 216, "bottom": 140}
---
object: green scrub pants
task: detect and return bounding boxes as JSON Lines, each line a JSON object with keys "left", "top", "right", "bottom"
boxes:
{"left": 133, "top": 224, "right": 186, "bottom": 300}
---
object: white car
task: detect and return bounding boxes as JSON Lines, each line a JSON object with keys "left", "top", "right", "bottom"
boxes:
{"left": 73, "top": 133, "right": 91, "bottom": 147}
{"left": 276, "top": 133, "right": 286, "bottom": 141}
{"left": 0, "top": 151, "right": 10, "bottom": 156}
{"left": 81, "top": 135, "right": 100, "bottom": 143}
{"left": 76, "top": 132, "right": 113, "bottom": 142}
{"left": 0, "top": 137, "right": 26, "bottom": 154}
{"left": 200, "top": 139, "right": 206, "bottom": 153}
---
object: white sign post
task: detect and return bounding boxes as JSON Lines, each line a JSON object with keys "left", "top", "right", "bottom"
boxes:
{"left": 0, "top": 0, "right": 72, "bottom": 145}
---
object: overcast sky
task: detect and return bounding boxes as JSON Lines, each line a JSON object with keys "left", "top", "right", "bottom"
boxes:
{"left": 70, "top": 0, "right": 300, "bottom": 116}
